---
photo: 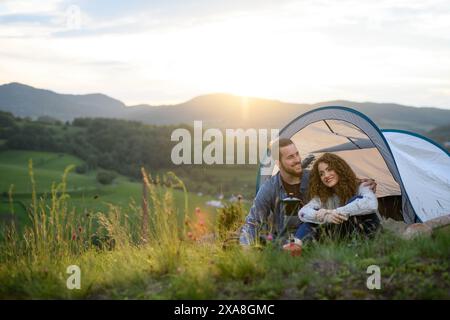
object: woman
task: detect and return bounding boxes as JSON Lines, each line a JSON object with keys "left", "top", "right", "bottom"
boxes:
{"left": 295, "top": 153, "right": 380, "bottom": 242}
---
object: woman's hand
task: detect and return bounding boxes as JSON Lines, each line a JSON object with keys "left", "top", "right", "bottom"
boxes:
{"left": 323, "top": 210, "right": 348, "bottom": 224}
{"left": 315, "top": 209, "right": 328, "bottom": 222}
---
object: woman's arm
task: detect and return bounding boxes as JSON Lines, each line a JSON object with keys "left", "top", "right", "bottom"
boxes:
{"left": 335, "top": 185, "right": 378, "bottom": 216}
{"left": 298, "top": 197, "right": 324, "bottom": 224}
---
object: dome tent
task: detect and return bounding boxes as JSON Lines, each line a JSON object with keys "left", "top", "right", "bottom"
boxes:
{"left": 256, "top": 106, "right": 450, "bottom": 224}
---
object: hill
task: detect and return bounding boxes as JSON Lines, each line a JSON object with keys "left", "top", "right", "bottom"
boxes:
{"left": 128, "top": 95, "right": 450, "bottom": 131}
{"left": 0, "top": 82, "right": 126, "bottom": 121}
{"left": 1, "top": 83, "right": 449, "bottom": 131}
{"left": 0, "top": 150, "right": 216, "bottom": 227}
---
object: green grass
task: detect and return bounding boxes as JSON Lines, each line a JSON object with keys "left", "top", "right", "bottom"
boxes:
{"left": 0, "top": 150, "right": 90, "bottom": 193}
{"left": 169, "top": 165, "right": 258, "bottom": 199}
{"left": 0, "top": 149, "right": 448, "bottom": 300}
{"left": 1, "top": 225, "right": 448, "bottom": 299}
{"left": 0, "top": 150, "right": 247, "bottom": 231}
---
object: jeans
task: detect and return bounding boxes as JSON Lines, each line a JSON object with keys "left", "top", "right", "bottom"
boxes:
{"left": 295, "top": 212, "right": 380, "bottom": 242}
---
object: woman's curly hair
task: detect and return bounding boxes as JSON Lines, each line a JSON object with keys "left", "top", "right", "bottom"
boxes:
{"left": 308, "top": 153, "right": 359, "bottom": 206}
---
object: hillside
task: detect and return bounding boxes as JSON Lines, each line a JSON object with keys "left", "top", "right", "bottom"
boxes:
{"left": 1, "top": 83, "right": 449, "bottom": 131}
{"left": 0, "top": 150, "right": 217, "bottom": 227}
{"left": 0, "top": 83, "right": 126, "bottom": 121}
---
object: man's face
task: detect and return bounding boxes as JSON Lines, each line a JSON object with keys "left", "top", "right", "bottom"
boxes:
{"left": 278, "top": 143, "right": 302, "bottom": 177}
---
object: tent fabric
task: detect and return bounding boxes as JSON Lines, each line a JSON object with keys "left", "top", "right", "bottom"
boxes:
{"left": 383, "top": 130, "right": 450, "bottom": 222}
{"left": 257, "top": 106, "right": 450, "bottom": 224}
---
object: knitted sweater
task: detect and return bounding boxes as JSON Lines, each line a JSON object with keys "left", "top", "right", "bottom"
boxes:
{"left": 298, "top": 184, "right": 378, "bottom": 224}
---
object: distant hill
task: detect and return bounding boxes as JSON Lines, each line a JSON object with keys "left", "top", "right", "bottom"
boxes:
{"left": 128, "top": 95, "right": 450, "bottom": 131}
{"left": 1, "top": 82, "right": 450, "bottom": 131}
{"left": 0, "top": 82, "right": 126, "bottom": 121}
{"left": 126, "top": 94, "right": 310, "bottom": 128}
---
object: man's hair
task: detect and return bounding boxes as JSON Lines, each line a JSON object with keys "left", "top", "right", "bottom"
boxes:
{"left": 271, "top": 138, "right": 295, "bottom": 161}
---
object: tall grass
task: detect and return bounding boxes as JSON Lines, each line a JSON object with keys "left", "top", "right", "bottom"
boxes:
{"left": 0, "top": 162, "right": 199, "bottom": 298}
{"left": 0, "top": 162, "right": 448, "bottom": 299}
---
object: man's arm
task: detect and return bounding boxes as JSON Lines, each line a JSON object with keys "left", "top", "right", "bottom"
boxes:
{"left": 335, "top": 185, "right": 378, "bottom": 216}
{"left": 239, "top": 182, "right": 273, "bottom": 246}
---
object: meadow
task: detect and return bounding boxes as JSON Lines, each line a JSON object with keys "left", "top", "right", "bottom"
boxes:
{"left": 0, "top": 150, "right": 449, "bottom": 299}
{"left": 0, "top": 150, "right": 242, "bottom": 227}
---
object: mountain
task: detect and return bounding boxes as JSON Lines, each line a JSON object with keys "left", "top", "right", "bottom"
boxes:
{"left": 0, "top": 82, "right": 126, "bottom": 121}
{"left": 312, "top": 100, "right": 450, "bottom": 132}
{"left": 127, "top": 95, "right": 450, "bottom": 131}
{"left": 125, "top": 94, "right": 311, "bottom": 128}
{"left": 1, "top": 82, "right": 449, "bottom": 131}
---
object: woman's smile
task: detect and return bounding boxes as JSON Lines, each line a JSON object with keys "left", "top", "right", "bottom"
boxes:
{"left": 318, "top": 162, "right": 339, "bottom": 188}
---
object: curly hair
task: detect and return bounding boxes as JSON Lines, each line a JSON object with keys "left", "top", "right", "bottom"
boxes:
{"left": 308, "top": 153, "right": 359, "bottom": 206}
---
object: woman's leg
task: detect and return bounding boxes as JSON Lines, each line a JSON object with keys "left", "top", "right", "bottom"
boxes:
{"left": 294, "top": 222, "right": 319, "bottom": 242}
{"left": 344, "top": 213, "right": 381, "bottom": 238}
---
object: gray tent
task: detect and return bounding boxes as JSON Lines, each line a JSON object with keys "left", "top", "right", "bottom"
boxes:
{"left": 257, "top": 106, "right": 450, "bottom": 224}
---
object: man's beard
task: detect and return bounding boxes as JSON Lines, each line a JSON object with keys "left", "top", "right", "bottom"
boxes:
{"left": 279, "top": 160, "right": 302, "bottom": 178}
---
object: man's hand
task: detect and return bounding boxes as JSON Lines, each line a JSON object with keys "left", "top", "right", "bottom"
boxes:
{"left": 360, "top": 178, "right": 377, "bottom": 193}
{"left": 323, "top": 210, "right": 348, "bottom": 224}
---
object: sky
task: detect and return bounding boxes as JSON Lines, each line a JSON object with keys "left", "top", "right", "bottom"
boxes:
{"left": 1, "top": 0, "right": 450, "bottom": 109}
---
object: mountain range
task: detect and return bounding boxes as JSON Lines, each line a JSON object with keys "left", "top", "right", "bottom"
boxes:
{"left": 1, "top": 82, "right": 450, "bottom": 131}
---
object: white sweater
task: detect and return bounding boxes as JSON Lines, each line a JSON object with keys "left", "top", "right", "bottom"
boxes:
{"left": 298, "top": 185, "right": 378, "bottom": 224}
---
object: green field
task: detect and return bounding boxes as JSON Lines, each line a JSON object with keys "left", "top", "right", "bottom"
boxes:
{"left": 0, "top": 150, "right": 247, "bottom": 228}
{"left": 0, "top": 151, "right": 449, "bottom": 300}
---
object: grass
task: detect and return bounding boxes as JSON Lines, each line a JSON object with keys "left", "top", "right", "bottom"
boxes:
{"left": 0, "top": 151, "right": 448, "bottom": 300}
{"left": 1, "top": 226, "right": 448, "bottom": 299}
{"left": 0, "top": 150, "right": 238, "bottom": 228}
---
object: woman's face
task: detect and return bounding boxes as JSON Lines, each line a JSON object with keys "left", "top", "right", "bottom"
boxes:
{"left": 318, "top": 162, "right": 339, "bottom": 188}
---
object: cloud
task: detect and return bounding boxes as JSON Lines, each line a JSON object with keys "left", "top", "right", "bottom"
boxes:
{"left": 0, "top": 0, "right": 449, "bottom": 108}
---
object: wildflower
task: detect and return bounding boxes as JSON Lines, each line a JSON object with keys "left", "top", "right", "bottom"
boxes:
{"left": 71, "top": 232, "right": 77, "bottom": 241}
{"left": 267, "top": 234, "right": 273, "bottom": 241}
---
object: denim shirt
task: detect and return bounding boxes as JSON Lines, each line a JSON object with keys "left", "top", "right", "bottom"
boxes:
{"left": 239, "top": 171, "right": 309, "bottom": 246}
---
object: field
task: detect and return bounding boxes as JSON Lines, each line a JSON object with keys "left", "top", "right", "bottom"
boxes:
{"left": 0, "top": 150, "right": 252, "bottom": 228}
{"left": 0, "top": 150, "right": 449, "bottom": 300}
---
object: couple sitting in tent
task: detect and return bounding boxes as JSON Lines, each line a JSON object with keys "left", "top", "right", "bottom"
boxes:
{"left": 239, "top": 138, "right": 380, "bottom": 247}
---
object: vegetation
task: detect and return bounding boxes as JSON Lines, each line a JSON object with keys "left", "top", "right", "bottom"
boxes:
{"left": 0, "top": 150, "right": 228, "bottom": 231}
{"left": 0, "top": 111, "right": 258, "bottom": 198}
{"left": 0, "top": 164, "right": 448, "bottom": 299}
{"left": 0, "top": 110, "right": 448, "bottom": 300}
{"left": 96, "top": 170, "right": 117, "bottom": 185}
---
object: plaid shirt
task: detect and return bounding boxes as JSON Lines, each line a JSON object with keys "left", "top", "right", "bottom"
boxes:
{"left": 239, "top": 171, "right": 309, "bottom": 246}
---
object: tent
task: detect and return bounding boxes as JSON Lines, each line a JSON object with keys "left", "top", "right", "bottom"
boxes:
{"left": 257, "top": 106, "right": 450, "bottom": 224}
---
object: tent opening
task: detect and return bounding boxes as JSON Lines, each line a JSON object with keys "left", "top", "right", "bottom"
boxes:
{"left": 274, "top": 119, "right": 404, "bottom": 221}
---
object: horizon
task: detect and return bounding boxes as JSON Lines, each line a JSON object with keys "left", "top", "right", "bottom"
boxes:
{"left": 1, "top": 1, "right": 450, "bottom": 109}
{"left": 2, "top": 81, "right": 450, "bottom": 111}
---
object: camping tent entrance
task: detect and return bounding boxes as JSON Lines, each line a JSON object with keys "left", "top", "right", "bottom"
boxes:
{"left": 257, "top": 106, "right": 450, "bottom": 224}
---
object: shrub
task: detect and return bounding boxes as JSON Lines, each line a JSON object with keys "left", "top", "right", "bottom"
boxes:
{"left": 96, "top": 170, "right": 117, "bottom": 185}
{"left": 216, "top": 201, "right": 245, "bottom": 241}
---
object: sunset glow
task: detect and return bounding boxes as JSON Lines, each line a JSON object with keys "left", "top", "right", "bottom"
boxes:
{"left": 1, "top": 0, "right": 449, "bottom": 108}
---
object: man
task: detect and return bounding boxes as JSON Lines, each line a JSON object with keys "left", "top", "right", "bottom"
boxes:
{"left": 239, "top": 138, "right": 376, "bottom": 247}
